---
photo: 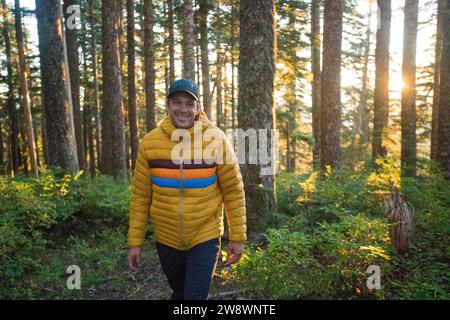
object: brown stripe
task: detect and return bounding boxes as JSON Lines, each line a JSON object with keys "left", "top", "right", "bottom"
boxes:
{"left": 148, "top": 159, "right": 217, "bottom": 169}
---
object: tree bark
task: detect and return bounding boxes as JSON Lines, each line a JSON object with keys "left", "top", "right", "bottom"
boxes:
{"left": 127, "top": 0, "right": 139, "bottom": 172}
{"left": 35, "top": 0, "right": 79, "bottom": 173}
{"left": 431, "top": 0, "right": 445, "bottom": 160}
{"left": 1, "top": 0, "right": 19, "bottom": 176}
{"left": 231, "top": 1, "right": 238, "bottom": 129}
{"left": 80, "top": 18, "right": 96, "bottom": 178}
{"left": 144, "top": 0, "right": 156, "bottom": 132}
{"left": 0, "top": 119, "right": 3, "bottom": 171}
{"left": 101, "top": 0, "right": 126, "bottom": 179}
{"left": 14, "top": 0, "right": 38, "bottom": 177}
{"left": 216, "top": 45, "right": 223, "bottom": 130}
{"left": 238, "top": 0, "right": 277, "bottom": 233}
{"left": 320, "top": 0, "right": 344, "bottom": 171}
{"left": 372, "top": 0, "right": 391, "bottom": 160}
{"left": 311, "top": 0, "right": 321, "bottom": 170}
{"left": 199, "top": 0, "right": 211, "bottom": 119}
{"left": 351, "top": 5, "right": 372, "bottom": 162}
{"left": 437, "top": 0, "right": 450, "bottom": 179}
{"left": 167, "top": 0, "right": 175, "bottom": 83}
{"left": 88, "top": 0, "right": 102, "bottom": 170}
{"left": 63, "top": 0, "right": 85, "bottom": 171}
{"left": 401, "top": 0, "right": 419, "bottom": 177}
{"left": 183, "top": 0, "right": 196, "bottom": 80}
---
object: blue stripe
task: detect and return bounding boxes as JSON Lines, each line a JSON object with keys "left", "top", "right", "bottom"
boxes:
{"left": 151, "top": 175, "right": 217, "bottom": 189}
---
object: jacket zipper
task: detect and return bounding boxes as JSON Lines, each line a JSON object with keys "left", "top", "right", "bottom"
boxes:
{"left": 179, "top": 154, "right": 186, "bottom": 249}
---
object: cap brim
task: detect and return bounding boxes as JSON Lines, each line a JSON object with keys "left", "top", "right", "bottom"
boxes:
{"left": 167, "top": 90, "right": 199, "bottom": 101}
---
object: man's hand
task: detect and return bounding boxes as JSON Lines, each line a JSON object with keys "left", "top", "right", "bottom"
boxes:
{"left": 127, "top": 247, "right": 142, "bottom": 272}
{"left": 225, "top": 241, "right": 244, "bottom": 265}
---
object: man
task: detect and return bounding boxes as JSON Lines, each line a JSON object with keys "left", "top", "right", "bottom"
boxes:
{"left": 127, "top": 78, "right": 247, "bottom": 300}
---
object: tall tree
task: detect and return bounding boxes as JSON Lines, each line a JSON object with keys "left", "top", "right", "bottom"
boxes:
{"left": 431, "top": 0, "right": 445, "bottom": 160}
{"left": 320, "top": 0, "right": 344, "bottom": 171}
{"left": 231, "top": 1, "right": 238, "bottom": 128}
{"left": 358, "top": 6, "right": 372, "bottom": 144}
{"left": 101, "top": 0, "right": 126, "bottom": 179}
{"left": 216, "top": 45, "right": 223, "bottom": 129}
{"left": 401, "top": 0, "right": 419, "bottom": 177}
{"left": 183, "top": 0, "right": 196, "bottom": 80}
{"left": 88, "top": 0, "right": 102, "bottom": 170}
{"left": 199, "top": 0, "right": 211, "bottom": 119}
{"left": 311, "top": 0, "right": 321, "bottom": 170}
{"left": 372, "top": 0, "right": 391, "bottom": 160}
{"left": 1, "top": 0, "right": 19, "bottom": 175}
{"left": 238, "top": 0, "right": 277, "bottom": 233}
{"left": 437, "top": 0, "right": 450, "bottom": 179}
{"left": 351, "top": 3, "right": 372, "bottom": 162}
{"left": 14, "top": 0, "right": 38, "bottom": 176}
{"left": 127, "top": 0, "right": 139, "bottom": 172}
{"left": 63, "top": 0, "right": 85, "bottom": 171}
{"left": 144, "top": 0, "right": 156, "bottom": 132}
{"left": 168, "top": 0, "right": 175, "bottom": 83}
{"left": 80, "top": 17, "right": 96, "bottom": 178}
{"left": 35, "top": 0, "right": 79, "bottom": 173}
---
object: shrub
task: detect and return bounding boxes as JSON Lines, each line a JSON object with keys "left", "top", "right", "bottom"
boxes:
{"left": 234, "top": 213, "right": 393, "bottom": 299}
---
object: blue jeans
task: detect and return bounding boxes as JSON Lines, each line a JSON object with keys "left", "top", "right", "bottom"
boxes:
{"left": 156, "top": 238, "right": 221, "bottom": 300}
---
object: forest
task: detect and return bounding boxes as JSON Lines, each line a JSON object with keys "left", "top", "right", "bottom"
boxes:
{"left": 0, "top": 0, "right": 449, "bottom": 300}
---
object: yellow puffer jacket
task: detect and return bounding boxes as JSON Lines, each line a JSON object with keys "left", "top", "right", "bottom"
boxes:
{"left": 128, "top": 111, "right": 247, "bottom": 250}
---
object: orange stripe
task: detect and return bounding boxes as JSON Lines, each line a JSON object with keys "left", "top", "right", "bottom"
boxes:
{"left": 150, "top": 167, "right": 216, "bottom": 180}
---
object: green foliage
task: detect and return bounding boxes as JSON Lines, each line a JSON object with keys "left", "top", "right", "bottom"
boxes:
{"left": 390, "top": 160, "right": 450, "bottom": 299}
{"left": 234, "top": 159, "right": 450, "bottom": 300}
{"left": 0, "top": 171, "right": 132, "bottom": 299}
{"left": 78, "top": 175, "right": 130, "bottom": 227}
{"left": 235, "top": 214, "right": 392, "bottom": 299}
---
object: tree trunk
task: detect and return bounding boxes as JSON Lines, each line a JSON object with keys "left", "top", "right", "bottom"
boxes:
{"left": 81, "top": 13, "right": 96, "bottom": 177}
{"left": 88, "top": 0, "right": 102, "bottom": 170}
{"left": 351, "top": 5, "right": 372, "bottom": 163}
{"left": 238, "top": 0, "right": 277, "bottom": 233}
{"left": 1, "top": 0, "right": 19, "bottom": 176}
{"left": 287, "top": 13, "right": 297, "bottom": 173}
{"left": 19, "top": 124, "right": 28, "bottom": 175}
{"left": 431, "top": 0, "right": 445, "bottom": 160}
{"left": 101, "top": 0, "right": 126, "bottom": 179}
{"left": 183, "top": 0, "right": 196, "bottom": 80}
{"left": 0, "top": 120, "right": 3, "bottom": 172}
{"left": 35, "top": 0, "right": 79, "bottom": 173}
{"left": 143, "top": 0, "right": 156, "bottom": 132}
{"left": 311, "top": 0, "right": 321, "bottom": 170}
{"left": 14, "top": 0, "right": 38, "bottom": 177}
{"left": 63, "top": 0, "right": 85, "bottom": 171}
{"left": 167, "top": 0, "right": 175, "bottom": 83}
{"left": 196, "top": 25, "right": 201, "bottom": 89}
{"left": 231, "top": 1, "right": 237, "bottom": 129}
{"left": 372, "top": 0, "right": 391, "bottom": 160}
{"left": 216, "top": 45, "right": 223, "bottom": 130}
{"left": 320, "top": 0, "right": 344, "bottom": 171}
{"left": 401, "top": 0, "right": 418, "bottom": 177}
{"left": 199, "top": 0, "right": 211, "bottom": 119}
{"left": 437, "top": 0, "right": 450, "bottom": 179}
{"left": 127, "top": 0, "right": 139, "bottom": 172}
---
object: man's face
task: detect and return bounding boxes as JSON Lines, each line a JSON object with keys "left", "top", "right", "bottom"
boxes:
{"left": 166, "top": 91, "right": 200, "bottom": 129}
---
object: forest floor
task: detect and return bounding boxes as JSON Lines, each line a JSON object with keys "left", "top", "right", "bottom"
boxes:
{"left": 2, "top": 161, "right": 449, "bottom": 300}
{"left": 11, "top": 225, "right": 248, "bottom": 300}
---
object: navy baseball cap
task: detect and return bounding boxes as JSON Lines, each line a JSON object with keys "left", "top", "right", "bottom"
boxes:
{"left": 167, "top": 78, "right": 199, "bottom": 101}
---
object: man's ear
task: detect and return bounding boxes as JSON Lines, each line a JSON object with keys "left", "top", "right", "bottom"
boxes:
{"left": 165, "top": 100, "right": 170, "bottom": 115}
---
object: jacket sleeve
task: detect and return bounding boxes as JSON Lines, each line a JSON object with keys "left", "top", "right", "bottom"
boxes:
{"left": 216, "top": 134, "right": 247, "bottom": 243}
{"left": 128, "top": 142, "right": 152, "bottom": 247}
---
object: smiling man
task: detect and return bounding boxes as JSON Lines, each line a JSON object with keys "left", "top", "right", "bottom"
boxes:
{"left": 127, "top": 78, "right": 247, "bottom": 300}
